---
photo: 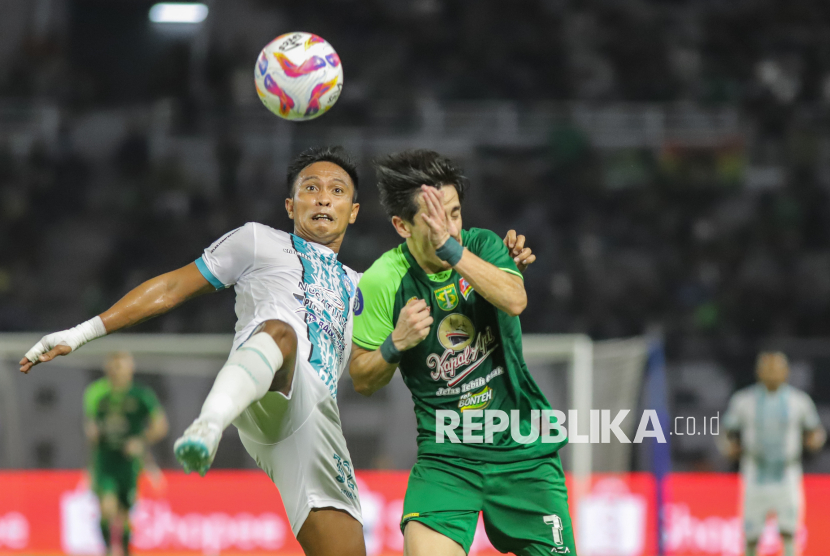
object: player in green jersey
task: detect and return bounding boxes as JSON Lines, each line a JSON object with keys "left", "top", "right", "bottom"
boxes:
{"left": 84, "top": 352, "right": 168, "bottom": 556}
{"left": 350, "top": 150, "right": 575, "bottom": 556}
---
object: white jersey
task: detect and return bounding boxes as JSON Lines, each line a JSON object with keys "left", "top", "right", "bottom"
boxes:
{"left": 195, "top": 222, "right": 360, "bottom": 442}
{"left": 723, "top": 383, "right": 822, "bottom": 485}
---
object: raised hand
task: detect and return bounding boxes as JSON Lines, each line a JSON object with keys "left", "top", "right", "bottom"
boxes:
{"left": 391, "top": 298, "right": 434, "bottom": 351}
{"left": 19, "top": 317, "right": 107, "bottom": 373}
{"left": 20, "top": 336, "right": 74, "bottom": 373}
{"left": 503, "top": 230, "right": 537, "bottom": 273}
{"left": 420, "top": 185, "right": 459, "bottom": 249}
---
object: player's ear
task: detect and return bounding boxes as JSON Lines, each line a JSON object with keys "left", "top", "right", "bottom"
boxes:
{"left": 348, "top": 203, "right": 360, "bottom": 224}
{"left": 391, "top": 216, "right": 411, "bottom": 239}
{"left": 285, "top": 197, "right": 294, "bottom": 220}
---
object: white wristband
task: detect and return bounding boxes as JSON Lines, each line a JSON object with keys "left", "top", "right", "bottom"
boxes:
{"left": 24, "top": 316, "right": 107, "bottom": 363}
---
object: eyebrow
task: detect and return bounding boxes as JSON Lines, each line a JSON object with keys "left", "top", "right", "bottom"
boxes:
{"left": 300, "top": 175, "right": 349, "bottom": 185}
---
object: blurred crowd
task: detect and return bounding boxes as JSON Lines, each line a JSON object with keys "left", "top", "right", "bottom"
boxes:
{"left": 4, "top": 0, "right": 830, "bottom": 354}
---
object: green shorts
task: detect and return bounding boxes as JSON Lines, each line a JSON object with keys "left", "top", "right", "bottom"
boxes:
{"left": 93, "top": 457, "right": 139, "bottom": 509}
{"left": 401, "top": 453, "right": 576, "bottom": 555}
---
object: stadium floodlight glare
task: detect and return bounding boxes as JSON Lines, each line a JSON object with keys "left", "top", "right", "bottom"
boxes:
{"left": 148, "top": 3, "right": 209, "bottom": 24}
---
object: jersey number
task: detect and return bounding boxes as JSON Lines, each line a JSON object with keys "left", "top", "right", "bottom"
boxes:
{"left": 544, "top": 514, "right": 564, "bottom": 546}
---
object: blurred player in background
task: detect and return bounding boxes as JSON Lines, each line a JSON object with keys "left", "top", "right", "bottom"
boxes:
{"left": 83, "top": 351, "right": 168, "bottom": 556}
{"left": 723, "top": 351, "right": 826, "bottom": 556}
{"left": 350, "top": 150, "right": 570, "bottom": 556}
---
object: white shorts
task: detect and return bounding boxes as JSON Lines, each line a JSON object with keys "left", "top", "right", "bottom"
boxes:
{"left": 236, "top": 392, "right": 363, "bottom": 537}
{"left": 742, "top": 478, "right": 802, "bottom": 539}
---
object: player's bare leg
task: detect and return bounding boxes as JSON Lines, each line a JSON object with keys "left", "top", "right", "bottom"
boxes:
{"left": 115, "top": 508, "right": 131, "bottom": 556}
{"left": 296, "top": 508, "right": 366, "bottom": 556}
{"left": 403, "top": 521, "right": 466, "bottom": 556}
{"left": 174, "top": 319, "right": 296, "bottom": 475}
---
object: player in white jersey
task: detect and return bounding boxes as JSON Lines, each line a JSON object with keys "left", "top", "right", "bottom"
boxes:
{"left": 20, "top": 147, "right": 368, "bottom": 556}
{"left": 722, "top": 352, "right": 826, "bottom": 556}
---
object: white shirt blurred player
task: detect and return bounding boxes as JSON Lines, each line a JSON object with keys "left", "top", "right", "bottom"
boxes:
{"left": 20, "top": 147, "right": 368, "bottom": 556}
{"left": 723, "top": 352, "right": 825, "bottom": 556}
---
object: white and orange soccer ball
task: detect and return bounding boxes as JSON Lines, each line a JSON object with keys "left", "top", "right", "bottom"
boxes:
{"left": 254, "top": 32, "right": 344, "bottom": 121}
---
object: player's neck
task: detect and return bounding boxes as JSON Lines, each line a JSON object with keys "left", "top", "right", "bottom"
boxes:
{"left": 293, "top": 229, "right": 342, "bottom": 254}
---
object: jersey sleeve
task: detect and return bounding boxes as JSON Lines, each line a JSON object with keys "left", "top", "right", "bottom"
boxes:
{"left": 800, "top": 392, "right": 823, "bottom": 431}
{"left": 465, "top": 228, "right": 523, "bottom": 279}
{"left": 196, "top": 222, "right": 257, "bottom": 289}
{"left": 723, "top": 391, "right": 744, "bottom": 433}
{"left": 83, "top": 379, "right": 109, "bottom": 420}
{"left": 353, "top": 256, "right": 401, "bottom": 350}
{"left": 136, "top": 386, "right": 163, "bottom": 417}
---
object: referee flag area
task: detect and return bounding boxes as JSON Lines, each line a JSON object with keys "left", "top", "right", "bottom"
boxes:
{"left": 1, "top": 470, "right": 829, "bottom": 556}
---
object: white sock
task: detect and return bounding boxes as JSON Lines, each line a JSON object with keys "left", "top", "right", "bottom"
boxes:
{"left": 782, "top": 536, "right": 795, "bottom": 556}
{"left": 198, "top": 332, "right": 284, "bottom": 430}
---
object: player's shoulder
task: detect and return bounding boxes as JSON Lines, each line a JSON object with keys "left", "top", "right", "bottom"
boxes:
{"left": 360, "top": 245, "right": 410, "bottom": 287}
{"left": 242, "top": 222, "right": 292, "bottom": 244}
{"left": 83, "top": 378, "right": 110, "bottom": 416}
{"left": 130, "top": 383, "right": 161, "bottom": 406}
{"left": 84, "top": 377, "right": 110, "bottom": 398}
{"left": 464, "top": 227, "right": 502, "bottom": 245}
{"left": 730, "top": 384, "right": 759, "bottom": 404}
{"left": 784, "top": 385, "right": 814, "bottom": 404}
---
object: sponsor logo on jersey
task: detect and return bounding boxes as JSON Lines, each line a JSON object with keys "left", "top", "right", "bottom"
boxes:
{"left": 354, "top": 288, "right": 364, "bottom": 315}
{"left": 459, "top": 277, "right": 473, "bottom": 300}
{"left": 428, "top": 318, "right": 498, "bottom": 387}
{"left": 333, "top": 454, "right": 357, "bottom": 501}
{"left": 436, "top": 386, "right": 461, "bottom": 396}
{"left": 434, "top": 284, "right": 459, "bottom": 311}
{"left": 436, "top": 367, "right": 504, "bottom": 398}
{"left": 458, "top": 385, "right": 493, "bottom": 411}
{"left": 437, "top": 314, "right": 475, "bottom": 352}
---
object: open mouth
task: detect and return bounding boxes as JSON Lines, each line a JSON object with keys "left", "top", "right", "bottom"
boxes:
{"left": 312, "top": 214, "right": 333, "bottom": 221}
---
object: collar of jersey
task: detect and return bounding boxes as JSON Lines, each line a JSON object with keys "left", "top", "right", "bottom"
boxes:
{"left": 290, "top": 233, "right": 338, "bottom": 258}
{"left": 401, "top": 230, "right": 465, "bottom": 284}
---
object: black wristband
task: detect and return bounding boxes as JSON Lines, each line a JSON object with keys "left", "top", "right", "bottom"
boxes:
{"left": 380, "top": 334, "right": 402, "bottom": 364}
{"left": 435, "top": 236, "right": 464, "bottom": 266}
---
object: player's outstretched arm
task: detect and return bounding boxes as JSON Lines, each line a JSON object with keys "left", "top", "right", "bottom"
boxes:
{"left": 421, "top": 186, "right": 527, "bottom": 316}
{"left": 20, "top": 262, "right": 214, "bottom": 373}
{"left": 350, "top": 298, "right": 433, "bottom": 396}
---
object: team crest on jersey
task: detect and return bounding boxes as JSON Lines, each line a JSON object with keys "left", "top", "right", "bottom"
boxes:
{"left": 341, "top": 273, "right": 355, "bottom": 298}
{"left": 434, "top": 284, "right": 459, "bottom": 311}
{"left": 459, "top": 277, "right": 473, "bottom": 300}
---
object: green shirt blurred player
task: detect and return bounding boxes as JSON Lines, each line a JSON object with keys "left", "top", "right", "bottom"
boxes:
{"left": 350, "top": 150, "right": 576, "bottom": 556}
{"left": 84, "top": 352, "right": 168, "bottom": 556}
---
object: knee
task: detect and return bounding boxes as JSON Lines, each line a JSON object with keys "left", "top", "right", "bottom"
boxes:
{"left": 100, "top": 495, "right": 118, "bottom": 521}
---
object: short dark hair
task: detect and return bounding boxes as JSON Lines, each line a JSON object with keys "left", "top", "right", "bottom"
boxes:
{"left": 374, "top": 149, "right": 469, "bottom": 222}
{"left": 286, "top": 146, "right": 359, "bottom": 201}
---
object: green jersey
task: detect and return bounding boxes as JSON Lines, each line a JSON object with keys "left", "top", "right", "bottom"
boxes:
{"left": 354, "top": 228, "right": 563, "bottom": 463}
{"left": 84, "top": 379, "right": 161, "bottom": 465}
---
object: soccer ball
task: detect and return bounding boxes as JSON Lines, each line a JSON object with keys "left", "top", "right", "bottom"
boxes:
{"left": 254, "top": 32, "right": 344, "bottom": 121}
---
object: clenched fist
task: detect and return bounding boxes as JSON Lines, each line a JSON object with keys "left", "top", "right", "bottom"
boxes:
{"left": 391, "top": 298, "right": 434, "bottom": 352}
